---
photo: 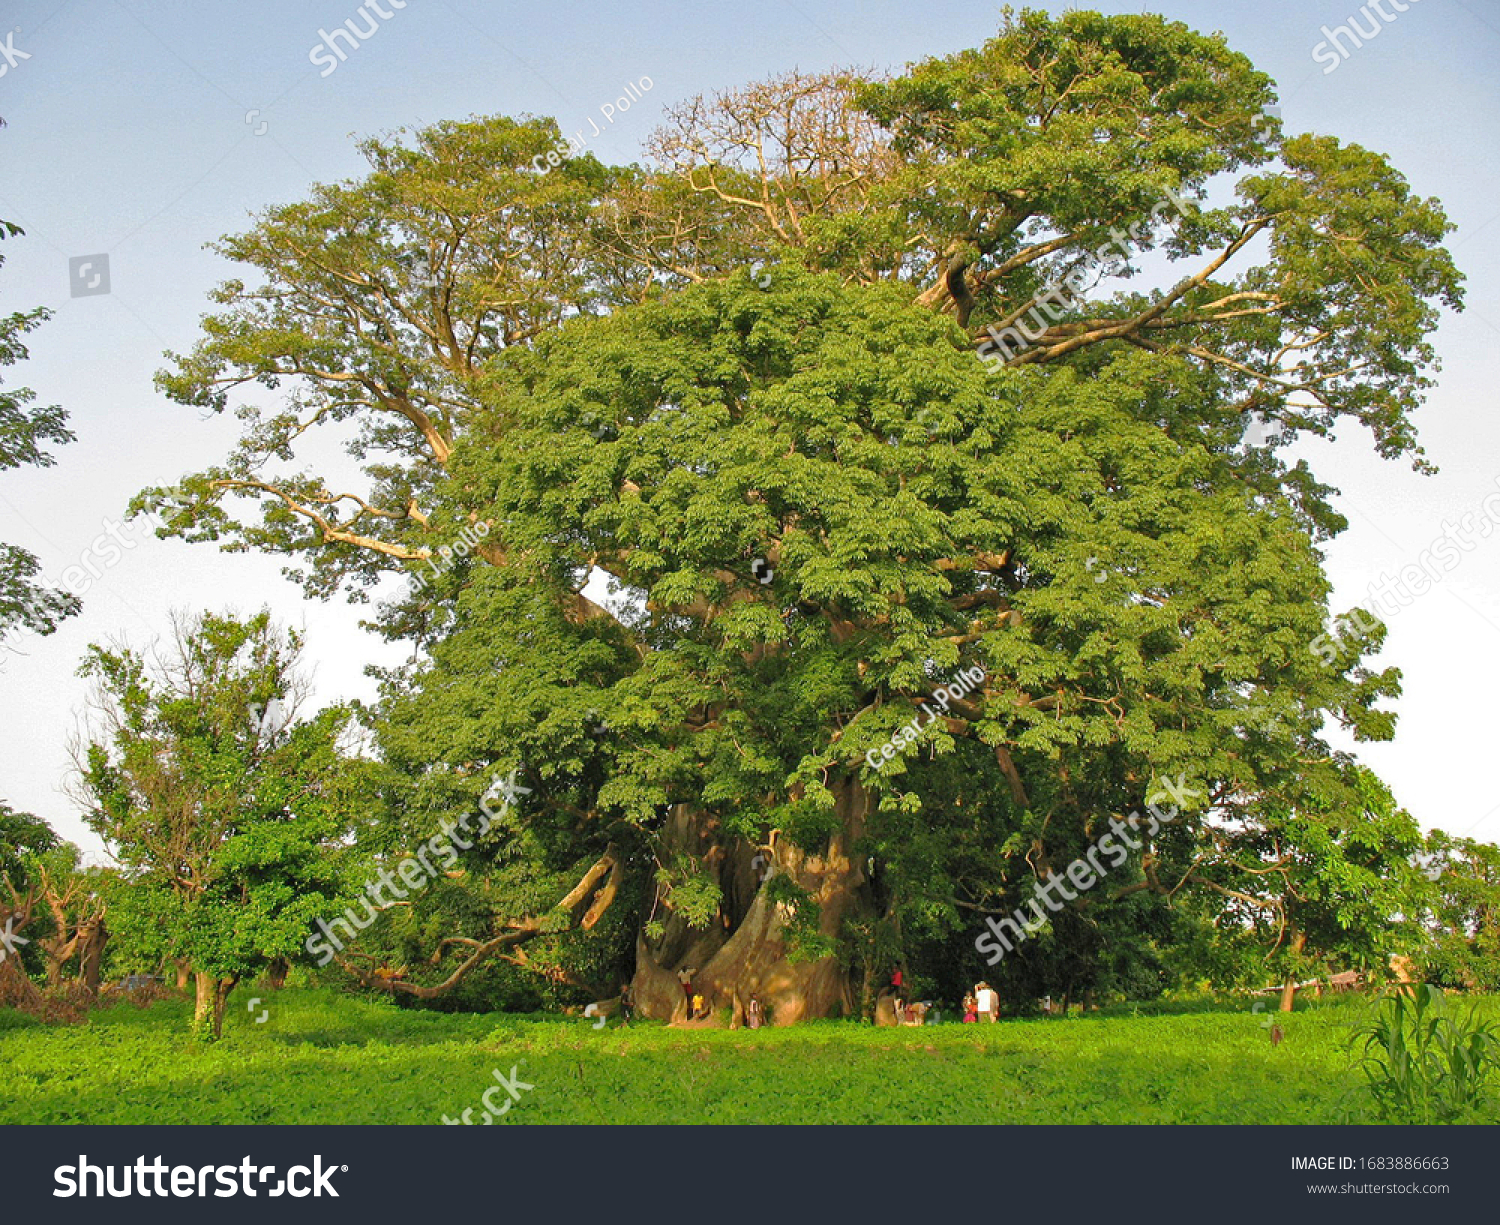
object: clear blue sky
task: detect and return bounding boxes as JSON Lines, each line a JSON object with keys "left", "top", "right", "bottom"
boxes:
{"left": 2, "top": 0, "right": 1497, "bottom": 858}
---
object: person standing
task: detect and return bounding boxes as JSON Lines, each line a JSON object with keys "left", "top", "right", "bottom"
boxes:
{"left": 747, "top": 994, "right": 763, "bottom": 1030}
{"left": 677, "top": 967, "right": 694, "bottom": 1017}
{"left": 963, "top": 992, "right": 977, "bottom": 1023}
{"left": 618, "top": 981, "right": 633, "bottom": 1026}
{"left": 884, "top": 965, "right": 908, "bottom": 1025}
{"left": 976, "top": 981, "right": 997, "bottom": 1022}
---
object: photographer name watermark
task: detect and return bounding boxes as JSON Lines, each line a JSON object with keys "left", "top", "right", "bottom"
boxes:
{"left": 532, "top": 77, "right": 654, "bottom": 173}
{"left": 865, "top": 666, "right": 986, "bottom": 771}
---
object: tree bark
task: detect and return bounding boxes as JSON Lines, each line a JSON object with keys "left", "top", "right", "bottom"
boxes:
{"left": 336, "top": 846, "right": 625, "bottom": 1001}
{"left": 630, "top": 773, "right": 874, "bottom": 1025}
{"left": 1279, "top": 929, "right": 1306, "bottom": 1012}
{"left": 192, "top": 971, "right": 238, "bottom": 1040}
{"left": 42, "top": 937, "right": 75, "bottom": 987}
{"left": 75, "top": 914, "right": 106, "bottom": 994}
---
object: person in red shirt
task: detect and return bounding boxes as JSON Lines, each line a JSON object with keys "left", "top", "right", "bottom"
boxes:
{"left": 889, "top": 967, "right": 907, "bottom": 1025}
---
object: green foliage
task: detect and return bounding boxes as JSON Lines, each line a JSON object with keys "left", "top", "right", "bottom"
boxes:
{"left": 75, "top": 610, "right": 377, "bottom": 1029}
{"left": 0, "top": 216, "right": 78, "bottom": 641}
{"left": 655, "top": 856, "right": 722, "bottom": 931}
{"left": 142, "top": 114, "right": 620, "bottom": 600}
{"left": 0, "top": 800, "right": 58, "bottom": 891}
{"left": 0, "top": 801, "right": 62, "bottom": 980}
{"left": 1202, "top": 763, "right": 1425, "bottom": 989}
{"left": 1350, "top": 986, "right": 1500, "bottom": 1124}
{"left": 1411, "top": 832, "right": 1500, "bottom": 990}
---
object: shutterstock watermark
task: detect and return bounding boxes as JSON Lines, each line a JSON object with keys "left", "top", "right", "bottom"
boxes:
{"left": 0, "top": 914, "right": 29, "bottom": 963}
{"left": 865, "top": 666, "right": 986, "bottom": 771}
{"left": 305, "top": 767, "right": 529, "bottom": 965}
{"left": 68, "top": 253, "right": 110, "bottom": 299}
{"left": 1311, "top": 0, "right": 1423, "bottom": 75}
{"left": 52, "top": 507, "right": 166, "bottom": 598}
{"left": 1311, "top": 476, "right": 1500, "bottom": 665}
{"left": 54, "top": 1155, "right": 344, "bottom": 1198}
{"left": 0, "top": 31, "right": 31, "bottom": 78}
{"left": 441, "top": 1065, "right": 535, "bottom": 1123}
{"left": 308, "top": 0, "right": 408, "bottom": 78}
{"left": 978, "top": 185, "right": 1197, "bottom": 369}
{"left": 973, "top": 775, "right": 1202, "bottom": 965}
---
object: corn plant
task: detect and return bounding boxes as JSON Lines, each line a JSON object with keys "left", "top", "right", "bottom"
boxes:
{"left": 1350, "top": 984, "right": 1500, "bottom": 1123}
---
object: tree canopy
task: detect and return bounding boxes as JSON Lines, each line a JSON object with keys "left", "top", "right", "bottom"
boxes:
{"left": 131, "top": 9, "right": 1466, "bottom": 1019}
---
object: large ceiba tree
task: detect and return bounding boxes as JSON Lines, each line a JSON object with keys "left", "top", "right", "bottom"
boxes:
{"left": 141, "top": 11, "right": 1461, "bottom": 1021}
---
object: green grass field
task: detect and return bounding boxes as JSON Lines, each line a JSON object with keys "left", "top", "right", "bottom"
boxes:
{"left": 4, "top": 988, "right": 1497, "bottom": 1124}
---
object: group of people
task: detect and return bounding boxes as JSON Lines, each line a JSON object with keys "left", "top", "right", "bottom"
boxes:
{"left": 889, "top": 968, "right": 935, "bottom": 1025}
{"left": 889, "top": 968, "right": 1002, "bottom": 1026}
{"left": 674, "top": 967, "right": 763, "bottom": 1027}
{"left": 962, "top": 981, "right": 1000, "bottom": 1023}
{"left": 655, "top": 965, "right": 1012, "bottom": 1028}
{"left": 676, "top": 967, "right": 714, "bottom": 1021}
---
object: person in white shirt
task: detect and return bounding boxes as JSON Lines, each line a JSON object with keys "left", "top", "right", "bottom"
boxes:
{"left": 975, "top": 981, "right": 1001, "bottom": 1022}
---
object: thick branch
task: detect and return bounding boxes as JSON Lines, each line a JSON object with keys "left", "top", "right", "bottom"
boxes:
{"left": 335, "top": 845, "right": 623, "bottom": 999}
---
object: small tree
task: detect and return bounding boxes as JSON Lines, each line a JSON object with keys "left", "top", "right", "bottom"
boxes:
{"left": 1202, "top": 762, "right": 1424, "bottom": 1010}
{"left": 1414, "top": 833, "right": 1500, "bottom": 990}
{"left": 74, "top": 610, "right": 369, "bottom": 1038}
{"left": 1352, "top": 985, "right": 1500, "bottom": 1123}
{"left": 29, "top": 846, "right": 108, "bottom": 990}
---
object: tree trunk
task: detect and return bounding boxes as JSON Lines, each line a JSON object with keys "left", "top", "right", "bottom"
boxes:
{"left": 38, "top": 872, "right": 83, "bottom": 988}
{"left": 191, "top": 971, "right": 237, "bottom": 1040}
{"left": 629, "top": 774, "right": 875, "bottom": 1026}
{"left": 75, "top": 915, "right": 106, "bottom": 994}
{"left": 1279, "top": 929, "right": 1306, "bottom": 1012}
{"left": 264, "top": 956, "right": 289, "bottom": 990}
{"left": 43, "top": 941, "right": 71, "bottom": 987}
{"left": 175, "top": 958, "right": 191, "bottom": 990}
